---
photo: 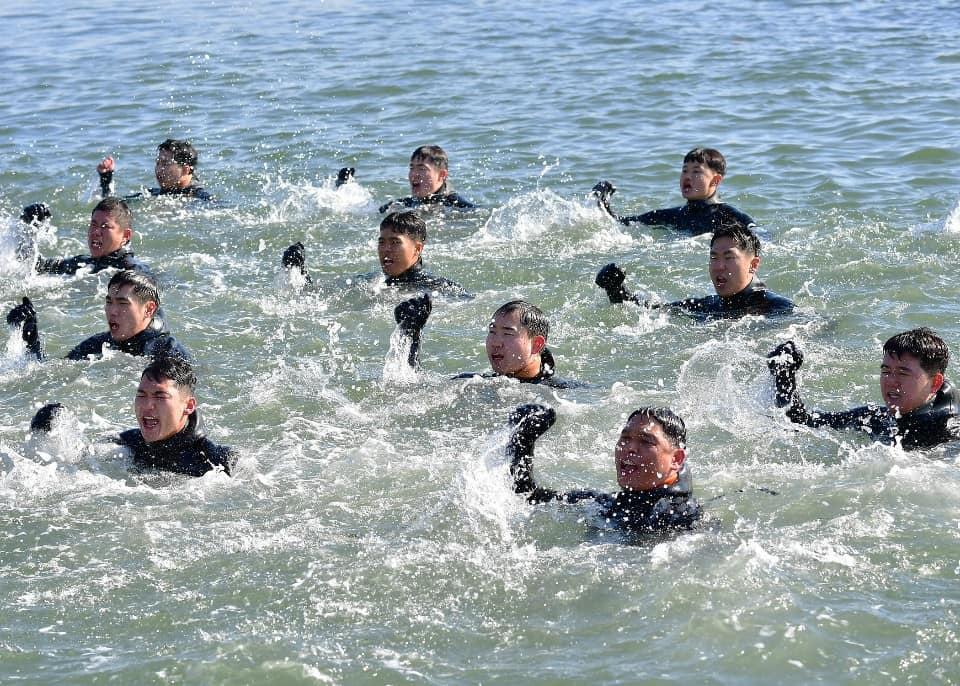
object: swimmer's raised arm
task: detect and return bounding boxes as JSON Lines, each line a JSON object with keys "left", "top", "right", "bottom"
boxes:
{"left": 281, "top": 241, "right": 313, "bottom": 285}
{"left": 394, "top": 292, "right": 432, "bottom": 368}
{"left": 6, "top": 297, "right": 43, "bottom": 359}
{"left": 97, "top": 156, "right": 116, "bottom": 197}
{"left": 507, "top": 403, "right": 558, "bottom": 502}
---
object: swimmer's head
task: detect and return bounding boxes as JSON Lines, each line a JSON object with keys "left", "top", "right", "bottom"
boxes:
{"left": 105, "top": 270, "right": 161, "bottom": 342}
{"left": 485, "top": 300, "right": 549, "bottom": 379}
{"left": 136, "top": 356, "right": 197, "bottom": 443}
{"left": 880, "top": 328, "right": 949, "bottom": 414}
{"left": 155, "top": 139, "right": 198, "bottom": 190}
{"left": 709, "top": 220, "right": 761, "bottom": 298}
{"left": 378, "top": 211, "right": 426, "bottom": 277}
{"left": 681, "top": 147, "right": 725, "bottom": 201}
{"left": 615, "top": 407, "right": 688, "bottom": 491}
{"left": 408, "top": 145, "right": 449, "bottom": 199}
{"left": 88, "top": 197, "right": 133, "bottom": 258}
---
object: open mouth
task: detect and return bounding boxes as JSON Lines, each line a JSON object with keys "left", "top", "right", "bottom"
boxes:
{"left": 139, "top": 416, "right": 160, "bottom": 433}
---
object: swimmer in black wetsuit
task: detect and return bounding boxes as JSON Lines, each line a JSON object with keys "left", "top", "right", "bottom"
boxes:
{"left": 767, "top": 329, "right": 960, "bottom": 451}
{"left": 6, "top": 270, "right": 187, "bottom": 362}
{"left": 30, "top": 356, "right": 233, "bottom": 477}
{"left": 592, "top": 147, "right": 755, "bottom": 235}
{"left": 30, "top": 197, "right": 153, "bottom": 277}
{"left": 283, "top": 210, "right": 471, "bottom": 298}
{"left": 507, "top": 403, "right": 702, "bottom": 533}
{"left": 394, "top": 295, "right": 578, "bottom": 388}
{"left": 97, "top": 139, "right": 212, "bottom": 201}
{"left": 596, "top": 221, "right": 793, "bottom": 321}
{"left": 377, "top": 145, "right": 475, "bottom": 214}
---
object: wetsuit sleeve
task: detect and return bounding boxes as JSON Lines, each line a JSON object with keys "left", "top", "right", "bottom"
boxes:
{"left": 727, "top": 205, "right": 757, "bottom": 229}
{"left": 66, "top": 333, "right": 110, "bottom": 361}
{"left": 624, "top": 209, "right": 674, "bottom": 226}
{"left": 35, "top": 254, "right": 88, "bottom": 275}
{"left": 394, "top": 294, "right": 432, "bottom": 368}
{"left": 99, "top": 170, "right": 114, "bottom": 197}
{"left": 507, "top": 404, "right": 561, "bottom": 504}
{"left": 444, "top": 193, "right": 476, "bottom": 210}
{"left": 6, "top": 297, "right": 43, "bottom": 359}
{"left": 768, "top": 347, "right": 886, "bottom": 432}
{"left": 379, "top": 197, "right": 415, "bottom": 214}
{"left": 764, "top": 292, "right": 795, "bottom": 316}
{"left": 144, "top": 334, "right": 191, "bottom": 361}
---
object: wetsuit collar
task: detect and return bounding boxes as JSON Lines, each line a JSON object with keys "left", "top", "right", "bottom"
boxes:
{"left": 511, "top": 348, "right": 556, "bottom": 383}
{"left": 687, "top": 196, "right": 721, "bottom": 210}
{"left": 386, "top": 260, "right": 426, "bottom": 284}
{"left": 721, "top": 277, "right": 767, "bottom": 304}
{"left": 110, "top": 325, "right": 161, "bottom": 352}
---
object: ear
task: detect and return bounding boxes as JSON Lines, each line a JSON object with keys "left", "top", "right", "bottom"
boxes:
{"left": 183, "top": 395, "right": 197, "bottom": 417}
{"left": 711, "top": 173, "right": 723, "bottom": 190}
{"left": 671, "top": 447, "right": 687, "bottom": 472}
{"left": 931, "top": 372, "right": 945, "bottom": 395}
{"left": 530, "top": 334, "right": 546, "bottom": 355}
{"left": 413, "top": 240, "right": 424, "bottom": 258}
{"left": 122, "top": 227, "right": 133, "bottom": 245}
{"left": 143, "top": 300, "right": 158, "bottom": 321}
{"left": 438, "top": 168, "right": 449, "bottom": 184}
{"left": 748, "top": 254, "right": 760, "bottom": 273}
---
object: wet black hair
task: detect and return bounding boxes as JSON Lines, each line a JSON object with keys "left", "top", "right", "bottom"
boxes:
{"left": 92, "top": 196, "right": 133, "bottom": 230}
{"left": 410, "top": 144, "right": 449, "bottom": 171}
{"left": 710, "top": 220, "right": 762, "bottom": 257}
{"left": 157, "top": 139, "right": 198, "bottom": 168}
{"left": 683, "top": 147, "right": 726, "bottom": 176}
{"left": 883, "top": 327, "right": 949, "bottom": 377}
{"left": 380, "top": 210, "right": 427, "bottom": 243}
{"left": 108, "top": 270, "right": 160, "bottom": 307}
{"left": 491, "top": 300, "right": 549, "bottom": 340}
{"left": 626, "top": 407, "right": 687, "bottom": 449}
{"left": 142, "top": 355, "right": 196, "bottom": 392}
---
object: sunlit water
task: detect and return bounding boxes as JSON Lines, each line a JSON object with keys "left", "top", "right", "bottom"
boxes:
{"left": 2, "top": 1, "right": 960, "bottom": 683}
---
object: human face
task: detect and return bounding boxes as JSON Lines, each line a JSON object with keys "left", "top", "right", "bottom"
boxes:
{"left": 614, "top": 415, "right": 686, "bottom": 491}
{"left": 135, "top": 374, "right": 196, "bottom": 443}
{"left": 104, "top": 283, "right": 157, "bottom": 342}
{"left": 88, "top": 210, "right": 132, "bottom": 258}
{"left": 709, "top": 236, "right": 759, "bottom": 297}
{"left": 880, "top": 351, "right": 944, "bottom": 415}
{"left": 155, "top": 149, "right": 192, "bottom": 190}
{"left": 485, "top": 309, "right": 545, "bottom": 379}
{"left": 377, "top": 228, "right": 423, "bottom": 277}
{"left": 680, "top": 161, "right": 722, "bottom": 201}
{"left": 408, "top": 157, "right": 447, "bottom": 198}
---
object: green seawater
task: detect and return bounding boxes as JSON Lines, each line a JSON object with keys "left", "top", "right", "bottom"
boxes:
{"left": 2, "top": 1, "right": 960, "bottom": 683}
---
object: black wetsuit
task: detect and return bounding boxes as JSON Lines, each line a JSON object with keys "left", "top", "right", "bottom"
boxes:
{"left": 773, "top": 370, "right": 960, "bottom": 450}
{"left": 35, "top": 245, "right": 152, "bottom": 276}
{"left": 66, "top": 319, "right": 189, "bottom": 361}
{"left": 661, "top": 278, "right": 794, "bottom": 321}
{"left": 377, "top": 261, "right": 472, "bottom": 298}
{"left": 453, "top": 349, "right": 579, "bottom": 388}
{"left": 510, "top": 439, "right": 702, "bottom": 532}
{"left": 118, "top": 410, "right": 233, "bottom": 477}
{"left": 601, "top": 195, "right": 755, "bottom": 235}
{"left": 99, "top": 170, "right": 212, "bottom": 201}
{"left": 378, "top": 186, "right": 475, "bottom": 214}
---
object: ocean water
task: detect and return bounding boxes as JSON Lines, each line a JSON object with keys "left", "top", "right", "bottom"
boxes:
{"left": 2, "top": 1, "right": 960, "bottom": 683}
